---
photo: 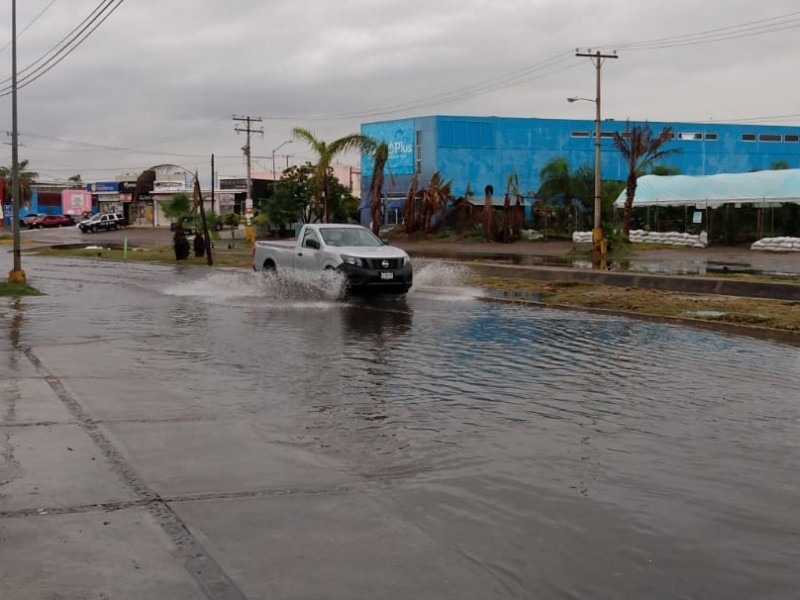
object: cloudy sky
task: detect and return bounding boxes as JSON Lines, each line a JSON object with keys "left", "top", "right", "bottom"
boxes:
{"left": 0, "top": 0, "right": 798, "bottom": 183}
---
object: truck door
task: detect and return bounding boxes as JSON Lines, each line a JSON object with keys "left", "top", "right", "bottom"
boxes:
{"left": 294, "top": 228, "right": 323, "bottom": 271}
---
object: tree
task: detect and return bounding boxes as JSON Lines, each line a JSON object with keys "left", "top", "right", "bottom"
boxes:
{"left": 0, "top": 160, "right": 39, "bottom": 208}
{"left": 612, "top": 123, "right": 678, "bottom": 240}
{"left": 538, "top": 157, "right": 579, "bottom": 230}
{"left": 291, "top": 127, "right": 375, "bottom": 222}
{"left": 368, "top": 142, "right": 389, "bottom": 235}
{"left": 132, "top": 169, "right": 156, "bottom": 225}
{"left": 68, "top": 174, "right": 83, "bottom": 188}
{"left": 159, "top": 193, "right": 193, "bottom": 261}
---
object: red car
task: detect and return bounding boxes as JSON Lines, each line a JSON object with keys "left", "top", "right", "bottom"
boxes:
{"left": 28, "top": 214, "right": 73, "bottom": 229}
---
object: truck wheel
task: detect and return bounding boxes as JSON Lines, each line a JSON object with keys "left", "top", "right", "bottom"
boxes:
{"left": 261, "top": 260, "right": 276, "bottom": 273}
{"left": 91, "top": 225, "right": 97, "bottom": 233}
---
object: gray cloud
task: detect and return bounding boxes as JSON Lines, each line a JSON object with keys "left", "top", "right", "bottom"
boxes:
{"left": 0, "top": 0, "right": 798, "bottom": 181}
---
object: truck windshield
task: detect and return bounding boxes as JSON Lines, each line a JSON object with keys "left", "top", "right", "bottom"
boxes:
{"left": 320, "top": 227, "right": 383, "bottom": 247}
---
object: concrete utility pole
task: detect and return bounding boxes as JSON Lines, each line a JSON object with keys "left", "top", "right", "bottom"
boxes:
{"left": 233, "top": 115, "right": 263, "bottom": 225}
{"left": 8, "top": 0, "right": 25, "bottom": 285}
{"left": 575, "top": 49, "right": 617, "bottom": 267}
{"left": 210, "top": 153, "right": 215, "bottom": 216}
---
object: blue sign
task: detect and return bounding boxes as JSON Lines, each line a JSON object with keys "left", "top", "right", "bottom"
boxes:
{"left": 362, "top": 119, "right": 415, "bottom": 175}
{"left": 88, "top": 182, "right": 119, "bottom": 193}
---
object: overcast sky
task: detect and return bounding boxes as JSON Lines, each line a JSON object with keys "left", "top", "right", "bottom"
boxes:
{"left": 0, "top": 0, "right": 798, "bottom": 183}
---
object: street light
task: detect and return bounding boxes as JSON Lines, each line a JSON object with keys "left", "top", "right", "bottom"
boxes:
{"left": 567, "top": 94, "right": 603, "bottom": 264}
{"left": 272, "top": 140, "right": 292, "bottom": 183}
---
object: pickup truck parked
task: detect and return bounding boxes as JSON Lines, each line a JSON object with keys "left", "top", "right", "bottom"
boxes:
{"left": 252, "top": 224, "right": 413, "bottom": 294}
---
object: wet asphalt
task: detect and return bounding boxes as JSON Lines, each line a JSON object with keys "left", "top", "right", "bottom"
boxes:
{"left": 1, "top": 227, "right": 799, "bottom": 599}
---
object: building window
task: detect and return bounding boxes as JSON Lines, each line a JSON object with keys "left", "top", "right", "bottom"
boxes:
{"left": 621, "top": 132, "right": 632, "bottom": 139}
{"left": 415, "top": 131, "right": 422, "bottom": 174}
{"left": 705, "top": 133, "right": 718, "bottom": 141}
{"left": 785, "top": 134, "right": 800, "bottom": 143}
{"left": 759, "top": 133, "right": 782, "bottom": 142}
{"left": 742, "top": 133, "right": 756, "bottom": 141}
{"left": 679, "top": 132, "right": 703, "bottom": 140}
{"left": 571, "top": 131, "right": 590, "bottom": 138}
{"left": 599, "top": 132, "right": 615, "bottom": 139}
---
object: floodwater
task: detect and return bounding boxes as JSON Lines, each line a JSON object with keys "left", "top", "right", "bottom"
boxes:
{"left": 417, "top": 250, "right": 800, "bottom": 278}
{"left": 3, "top": 254, "right": 800, "bottom": 599}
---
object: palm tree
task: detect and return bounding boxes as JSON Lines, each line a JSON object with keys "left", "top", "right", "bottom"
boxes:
{"left": 0, "top": 160, "right": 38, "bottom": 208}
{"left": 368, "top": 142, "right": 389, "bottom": 235}
{"left": 613, "top": 123, "right": 677, "bottom": 240}
{"left": 291, "top": 128, "right": 375, "bottom": 223}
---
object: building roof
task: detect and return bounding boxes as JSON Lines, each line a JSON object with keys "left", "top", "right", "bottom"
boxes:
{"left": 614, "top": 169, "right": 800, "bottom": 208}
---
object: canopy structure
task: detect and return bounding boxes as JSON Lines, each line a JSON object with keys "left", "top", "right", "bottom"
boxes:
{"left": 614, "top": 168, "right": 800, "bottom": 208}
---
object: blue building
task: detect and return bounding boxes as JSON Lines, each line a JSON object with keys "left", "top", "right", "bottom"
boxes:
{"left": 360, "top": 116, "right": 800, "bottom": 215}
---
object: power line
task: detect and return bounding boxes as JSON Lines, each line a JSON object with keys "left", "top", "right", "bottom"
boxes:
{"left": 599, "top": 10, "right": 800, "bottom": 52}
{"left": 0, "top": 0, "right": 59, "bottom": 54}
{"left": 0, "top": 0, "right": 128, "bottom": 97}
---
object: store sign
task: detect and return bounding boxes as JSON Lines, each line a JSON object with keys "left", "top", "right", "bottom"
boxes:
{"left": 218, "top": 193, "right": 235, "bottom": 206}
{"left": 220, "top": 178, "right": 246, "bottom": 190}
{"left": 362, "top": 119, "right": 415, "bottom": 175}
{"left": 62, "top": 190, "right": 91, "bottom": 215}
{"left": 154, "top": 181, "right": 186, "bottom": 192}
{"left": 89, "top": 182, "right": 119, "bottom": 193}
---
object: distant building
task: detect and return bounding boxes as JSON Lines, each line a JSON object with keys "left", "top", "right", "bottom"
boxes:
{"left": 360, "top": 116, "right": 800, "bottom": 221}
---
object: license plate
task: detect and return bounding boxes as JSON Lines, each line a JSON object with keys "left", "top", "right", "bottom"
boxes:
{"left": 380, "top": 271, "right": 394, "bottom": 280}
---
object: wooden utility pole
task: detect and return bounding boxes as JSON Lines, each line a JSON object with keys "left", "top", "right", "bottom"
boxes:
{"left": 575, "top": 49, "right": 618, "bottom": 268}
{"left": 233, "top": 115, "right": 263, "bottom": 219}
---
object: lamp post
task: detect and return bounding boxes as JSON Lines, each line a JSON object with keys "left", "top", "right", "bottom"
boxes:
{"left": 272, "top": 140, "right": 292, "bottom": 184}
{"left": 567, "top": 95, "right": 600, "bottom": 250}
{"left": 573, "top": 49, "right": 617, "bottom": 267}
{"left": 8, "top": 0, "right": 25, "bottom": 285}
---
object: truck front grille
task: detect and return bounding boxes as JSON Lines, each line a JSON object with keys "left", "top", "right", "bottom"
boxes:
{"left": 367, "top": 258, "right": 402, "bottom": 270}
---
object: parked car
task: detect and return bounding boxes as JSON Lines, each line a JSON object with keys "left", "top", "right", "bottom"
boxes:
{"left": 170, "top": 217, "right": 199, "bottom": 235}
{"left": 20, "top": 213, "right": 47, "bottom": 228}
{"left": 78, "top": 213, "right": 125, "bottom": 233}
{"left": 28, "top": 214, "right": 73, "bottom": 229}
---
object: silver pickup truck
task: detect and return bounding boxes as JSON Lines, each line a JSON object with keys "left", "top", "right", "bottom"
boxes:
{"left": 252, "top": 224, "right": 413, "bottom": 294}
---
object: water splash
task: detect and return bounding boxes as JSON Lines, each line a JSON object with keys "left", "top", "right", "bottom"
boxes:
{"left": 411, "top": 261, "right": 483, "bottom": 300}
{"left": 161, "top": 268, "right": 346, "bottom": 305}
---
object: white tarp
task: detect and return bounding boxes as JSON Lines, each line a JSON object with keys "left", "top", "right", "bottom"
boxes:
{"left": 614, "top": 168, "right": 800, "bottom": 208}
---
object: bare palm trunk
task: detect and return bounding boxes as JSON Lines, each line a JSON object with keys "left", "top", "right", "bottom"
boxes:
{"left": 484, "top": 186, "right": 494, "bottom": 242}
{"left": 622, "top": 174, "right": 637, "bottom": 241}
{"left": 323, "top": 174, "right": 331, "bottom": 223}
{"left": 403, "top": 178, "right": 418, "bottom": 233}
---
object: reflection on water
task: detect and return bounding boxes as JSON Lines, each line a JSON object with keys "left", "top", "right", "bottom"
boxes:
{"left": 6, "top": 255, "right": 800, "bottom": 598}
{"left": 417, "top": 251, "right": 800, "bottom": 277}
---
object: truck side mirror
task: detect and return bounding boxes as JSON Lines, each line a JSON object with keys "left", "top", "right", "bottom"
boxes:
{"left": 381, "top": 238, "right": 390, "bottom": 245}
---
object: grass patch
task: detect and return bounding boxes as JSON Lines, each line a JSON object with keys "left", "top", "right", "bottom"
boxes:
{"left": 0, "top": 282, "right": 43, "bottom": 297}
{"left": 471, "top": 274, "right": 800, "bottom": 332}
{"left": 27, "top": 244, "right": 253, "bottom": 268}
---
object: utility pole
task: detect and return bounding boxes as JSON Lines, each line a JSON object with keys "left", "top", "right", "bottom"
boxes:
{"left": 8, "top": 0, "right": 25, "bottom": 285}
{"left": 575, "top": 49, "right": 617, "bottom": 268}
{"left": 210, "top": 153, "right": 215, "bottom": 216}
{"left": 233, "top": 115, "right": 263, "bottom": 226}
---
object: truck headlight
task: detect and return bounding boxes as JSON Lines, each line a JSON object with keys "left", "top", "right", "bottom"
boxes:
{"left": 341, "top": 254, "right": 365, "bottom": 268}
{"left": 403, "top": 256, "right": 411, "bottom": 267}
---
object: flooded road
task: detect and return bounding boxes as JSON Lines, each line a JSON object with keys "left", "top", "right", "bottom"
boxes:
{"left": 2, "top": 253, "right": 799, "bottom": 599}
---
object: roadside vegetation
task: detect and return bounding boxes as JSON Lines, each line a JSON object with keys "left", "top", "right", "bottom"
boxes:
{"left": 28, "top": 244, "right": 251, "bottom": 268}
{"left": 0, "top": 282, "right": 43, "bottom": 297}
{"left": 472, "top": 275, "right": 800, "bottom": 333}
